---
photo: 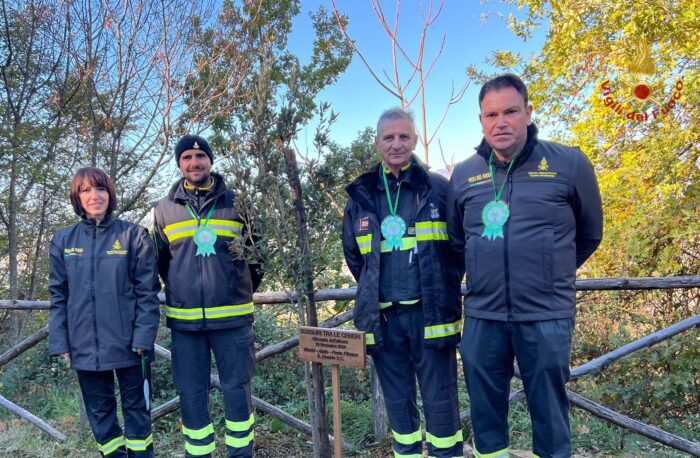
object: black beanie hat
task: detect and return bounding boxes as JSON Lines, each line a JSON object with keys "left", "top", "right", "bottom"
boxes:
{"left": 174, "top": 134, "right": 214, "bottom": 164}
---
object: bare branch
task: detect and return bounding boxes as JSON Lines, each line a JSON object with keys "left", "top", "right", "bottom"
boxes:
{"left": 330, "top": 0, "right": 402, "bottom": 99}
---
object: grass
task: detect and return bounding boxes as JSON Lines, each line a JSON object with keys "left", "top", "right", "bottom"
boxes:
{"left": 0, "top": 340, "right": 695, "bottom": 457}
{"left": 0, "top": 403, "right": 696, "bottom": 457}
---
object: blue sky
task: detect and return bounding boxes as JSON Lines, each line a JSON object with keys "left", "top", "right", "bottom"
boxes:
{"left": 288, "top": 0, "right": 548, "bottom": 167}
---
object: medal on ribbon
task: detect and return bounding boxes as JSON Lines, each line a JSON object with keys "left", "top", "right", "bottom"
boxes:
{"left": 193, "top": 226, "right": 217, "bottom": 256}
{"left": 381, "top": 215, "right": 406, "bottom": 250}
{"left": 380, "top": 165, "right": 406, "bottom": 251}
{"left": 481, "top": 200, "right": 509, "bottom": 240}
{"left": 481, "top": 149, "right": 521, "bottom": 240}
{"left": 186, "top": 202, "right": 217, "bottom": 257}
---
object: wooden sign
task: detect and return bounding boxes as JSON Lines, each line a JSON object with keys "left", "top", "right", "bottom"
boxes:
{"left": 299, "top": 326, "right": 367, "bottom": 457}
{"left": 298, "top": 326, "right": 366, "bottom": 369}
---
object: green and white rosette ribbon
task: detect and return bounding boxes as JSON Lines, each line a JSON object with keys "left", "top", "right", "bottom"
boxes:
{"left": 481, "top": 149, "right": 521, "bottom": 241}
{"left": 481, "top": 200, "right": 509, "bottom": 240}
{"left": 381, "top": 215, "right": 407, "bottom": 250}
{"left": 187, "top": 201, "right": 217, "bottom": 257}
{"left": 381, "top": 166, "right": 406, "bottom": 251}
{"left": 193, "top": 226, "right": 217, "bottom": 256}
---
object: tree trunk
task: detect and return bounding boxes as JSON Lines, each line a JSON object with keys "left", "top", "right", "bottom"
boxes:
{"left": 9, "top": 150, "right": 19, "bottom": 338}
{"left": 283, "top": 146, "right": 331, "bottom": 456}
{"left": 27, "top": 190, "right": 50, "bottom": 300}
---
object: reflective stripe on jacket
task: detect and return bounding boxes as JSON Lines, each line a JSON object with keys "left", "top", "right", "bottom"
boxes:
{"left": 342, "top": 156, "right": 463, "bottom": 352}
{"left": 153, "top": 172, "right": 260, "bottom": 331}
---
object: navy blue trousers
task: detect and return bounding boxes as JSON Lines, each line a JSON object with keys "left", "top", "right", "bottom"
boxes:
{"left": 460, "top": 318, "right": 574, "bottom": 458}
{"left": 171, "top": 326, "right": 255, "bottom": 458}
{"left": 373, "top": 304, "right": 463, "bottom": 457}
{"left": 77, "top": 364, "right": 152, "bottom": 457}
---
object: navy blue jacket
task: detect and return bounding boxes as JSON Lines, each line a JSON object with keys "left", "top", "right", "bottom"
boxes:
{"left": 49, "top": 216, "right": 160, "bottom": 371}
{"left": 153, "top": 173, "right": 262, "bottom": 331}
{"left": 343, "top": 157, "right": 463, "bottom": 352}
{"left": 447, "top": 125, "right": 603, "bottom": 321}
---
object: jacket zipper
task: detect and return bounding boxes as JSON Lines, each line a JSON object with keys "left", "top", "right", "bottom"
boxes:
{"left": 90, "top": 223, "right": 100, "bottom": 368}
{"left": 197, "top": 188, "right": 207, "bottom": 328}
{"left": 504, "top": 171, "right": 513, "bottom": 320}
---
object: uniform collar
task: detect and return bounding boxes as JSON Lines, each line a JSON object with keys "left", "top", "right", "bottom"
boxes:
{"left": 347, "top": 155, "right": 430, "bottom": 212}
{"left": 183, "top": 176, "right": 215, "bottom": 192}
{"left": 171, "top": 172, "right": 227, "bottom": 203}
{"left": 377, "top": 160, "right": 415, "bottom": 190}
{"left": 81, "top": 213, "right": 115, "bottom": 231}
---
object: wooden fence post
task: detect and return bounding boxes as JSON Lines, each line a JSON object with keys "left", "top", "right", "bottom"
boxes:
{"left": 78, "top": 389, "right": 89, "bottom": 431}
{"left": 370, "top": 359, "right": 387, "bottom": 442}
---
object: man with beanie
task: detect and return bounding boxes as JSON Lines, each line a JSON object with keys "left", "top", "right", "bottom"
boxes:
{"left": 343, "top": 108, "right": 464, "bottom": 457}
{"left": 153, "top": 134, "right": 263, "bottom": 458}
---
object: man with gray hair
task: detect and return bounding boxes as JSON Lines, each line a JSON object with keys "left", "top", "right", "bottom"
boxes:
{"left": 343, "top": 108, "right": 464, "bottom": 457}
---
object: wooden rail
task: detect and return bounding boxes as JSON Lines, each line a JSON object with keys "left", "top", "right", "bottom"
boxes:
{"left": 3, "top": 275, "right": 698, "bottom": 311}
{"left": 0, "top": 275, "right": 698, "bottom": 454}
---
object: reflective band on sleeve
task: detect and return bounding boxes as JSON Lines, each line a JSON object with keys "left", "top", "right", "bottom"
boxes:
{"left": 365, "top": 333, "right": 375, "bottom": 345}
{"left": 225, "top": 431, "right": 255, "bottom": 448}
{"left": 424, "top": 318, "right": 463, "bottom": 340}
{"left": 226, "top": 414, "right": 255, "bottom": 432}
{"left": 355, "top": 234, "right": 372, "bottom": 254}
{"left": 394, "top": 454, "right": 423, "bottom": 458}
{"left": 182, "top": 423, "right": 215, "bottom": 440}
{"left": 164, "top": 303, "right": 254, "bottom": 321}
{"left": 392, "top": 429, "right": 422, "bottom": 445}
{"left": 426, "top": 430, "right": 463, "bottom": 449}
{"left": 415, "top": 221, "right": 448, "bottom": 241}
{"left": 185, "top": 441, "right": 217, "bottom": 456}
{"left": 380, "top": 236, "right": 416, "bottom": 253}
{"left": 125, "top": 434, "right": 153, "bottom": 451}
{"left": 473, "top": 444, "right": 510, "bottom": 458}
{"left": 98, "top": 436, "right": 125, "bottom": 455}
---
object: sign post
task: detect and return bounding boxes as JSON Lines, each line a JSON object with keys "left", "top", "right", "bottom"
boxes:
{"left": 298, "top": 326, "right": 366, "bottom": 457}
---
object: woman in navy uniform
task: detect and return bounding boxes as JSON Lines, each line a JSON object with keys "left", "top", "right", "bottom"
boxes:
{"left": 49, "top": 167, "right": 160, "bottom": 457}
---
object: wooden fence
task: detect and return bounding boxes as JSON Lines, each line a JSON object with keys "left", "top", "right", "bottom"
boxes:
{"left": 1, "top": 276, "right": 699, "bottom": 455}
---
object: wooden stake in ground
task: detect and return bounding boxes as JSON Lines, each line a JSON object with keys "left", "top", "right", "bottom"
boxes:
{"left": 299, "top": 327, "right": 367, "bottom": 458}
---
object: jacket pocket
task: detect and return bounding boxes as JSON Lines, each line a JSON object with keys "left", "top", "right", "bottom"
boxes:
{"left": 465, "top": 236, "right": 477, "bottom": 291}
{"left": 234, "top": 326, "right": 256, "bottom": 384}
{"left": 541, "top": 227, "right": 553, "bottom": 295}
{"left": 510, "top": 226, "right": 554, "bottom": 310}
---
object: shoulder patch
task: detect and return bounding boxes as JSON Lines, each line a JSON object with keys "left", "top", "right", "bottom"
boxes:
{"left": 358, "top": 217, "right": 369, "bottom": 232}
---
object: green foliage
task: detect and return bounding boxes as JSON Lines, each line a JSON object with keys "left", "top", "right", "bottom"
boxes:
{"left": 487, "top": 0, "right": 700, "bottom": 444}
{"left": 252, "top": 309, "right": 308, "bottom": 411}
{"left": 575, "top": 325, "right": 699, "bottom": 421}
{"left": 336, "top": 400, "right": 373, "bottom": 449}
